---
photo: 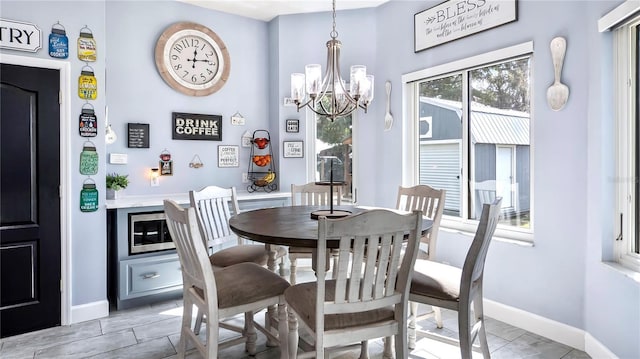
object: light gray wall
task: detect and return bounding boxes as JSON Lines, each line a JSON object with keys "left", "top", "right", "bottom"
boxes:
{"left": 104, "top": 1, "right": 270, "bottom": 194}
{"left": 0, "top": 1, "right": 108, "bottom": 306}
{"left": 1, "top": 0, "right": 638, "bottom": 357}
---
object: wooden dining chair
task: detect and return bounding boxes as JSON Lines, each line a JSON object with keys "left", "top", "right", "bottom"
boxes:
{"left": 164, "top": 199, "right": 290, "bottom": 359}
{"left": 358, "top": 184, "right": 447, "bottom": 357}
{"left": 396, "top": 184, "right": 447, "bottom": 349}
{"left": 288, "top": 182, "right": 342, "bottom": 284}
{"left": 284, "top": 209, "right": 423, "bottom": 359}
{"left": 189, "top": 185, "right": 287, "bottom": 275}
{"left": 409, "top": 197, "right": 502, "bottom": 359}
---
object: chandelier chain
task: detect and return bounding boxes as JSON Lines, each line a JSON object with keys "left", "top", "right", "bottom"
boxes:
{"left": 331, "top": 0, "right": 338, "bottom": 39}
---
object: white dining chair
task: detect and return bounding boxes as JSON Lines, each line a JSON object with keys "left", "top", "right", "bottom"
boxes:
{"left": 396, "top": 184, "right": 447, "bottom": 349}
{"left": 189, "top": 185, "right": 287, "bottom": 275}
{"left": 284, "top": 208, "right": 423, "bottom": 359}
{"left": 409, "top": 197, "right": 502, "bottom": 359}
{"left": 163, "top": 199, "right": 290, "bottom": 359}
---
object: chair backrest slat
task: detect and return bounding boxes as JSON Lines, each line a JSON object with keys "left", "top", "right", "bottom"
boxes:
{"left": 317, "top": 209, "right": 422, "bottom": 320}
{"left": 189, "top": 186, "right": 241, "bottom": 247}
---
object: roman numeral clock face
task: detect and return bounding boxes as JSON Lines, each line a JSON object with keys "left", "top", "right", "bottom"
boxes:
{"left": 155, "top": 22, "right": 230, "bottom": 96}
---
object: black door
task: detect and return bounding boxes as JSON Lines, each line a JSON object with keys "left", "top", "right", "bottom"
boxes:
{"left": 0, "top": 63, "right": 61, "bottom": 338}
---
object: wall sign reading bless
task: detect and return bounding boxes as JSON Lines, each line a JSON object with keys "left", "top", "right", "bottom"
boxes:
{"left": 172, "top": 112, "right": 222, "bottom": 141}
{"left": 414, "top": 0, "right": 517, "bottom": 52}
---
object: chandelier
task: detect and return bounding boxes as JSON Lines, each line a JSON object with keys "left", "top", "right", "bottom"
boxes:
{"left": 290, "top": 0, "right": 374, "bottom": 122}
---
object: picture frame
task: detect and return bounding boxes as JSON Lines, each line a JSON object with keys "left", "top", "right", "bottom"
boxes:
{"left": 286, "top": 119, "right": 299, "bottom": 133}
{"left": 172, "top": 112, "right": 222, "bottom": 141}
{"left": 414, "top": 0, "right": 517, "bottom": 52}
{"left": 283, "top": 141, "right": 304, "bottom": 158}
{"left": 218, "top": 145, "right": 239, "bottom": 167}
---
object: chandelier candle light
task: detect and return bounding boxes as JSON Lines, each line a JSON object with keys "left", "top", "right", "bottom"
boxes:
{"left": 290, "top": 0, "right": 374, "bottom": 122}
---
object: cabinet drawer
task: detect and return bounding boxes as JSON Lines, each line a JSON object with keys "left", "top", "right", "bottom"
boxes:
{"left": 119, "top": 254, "right": 182, "bottom": 300}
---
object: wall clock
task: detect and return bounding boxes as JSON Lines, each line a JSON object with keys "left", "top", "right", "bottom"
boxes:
{"left": 154, "top": 22, "right": 230, "bottom": 96}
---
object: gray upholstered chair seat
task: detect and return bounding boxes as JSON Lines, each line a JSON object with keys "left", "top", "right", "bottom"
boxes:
{"left": 284, "top": 279, "right": 395, "bottom": 331}
{"left": 209, "top": 245, "right": 271, "bottom": 267}
{"left": 194, "top": 262, "right": 290, "bottom": 309}
{"left": 410, "top": 259, "right": 462, "bottom": 302}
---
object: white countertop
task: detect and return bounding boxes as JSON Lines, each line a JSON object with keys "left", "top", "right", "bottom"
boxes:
{"left": 105, "top": 191, "right": 291, "bottom": 209}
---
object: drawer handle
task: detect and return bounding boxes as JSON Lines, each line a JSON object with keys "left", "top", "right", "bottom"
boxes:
{"left": 142, "top": 272, "right": 160, "bottom": 279}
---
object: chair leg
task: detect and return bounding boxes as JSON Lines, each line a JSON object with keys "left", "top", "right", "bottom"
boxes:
{"left": 265, "top": 305, "right": 278, "bottom": 347}
{"left": 279, "top": 257, "right": 287, "bottom": 277}
{"left": 244, "top": 311, "right": 258, "bottom": 355}
{"left": 408, "top": 301, "right": 417, "bottom": 349}
{"left": 193, "top": 310, "right": 204, "bottom": 335}
{"left": 395, "top": 332, "right": 407, "bottom": 359}
{"left": 278, "top": 301, "right": 289, "bottom": 359}
{"left": 458, "top": 302, "right": 473, "bottom": 359}
{"left": 177, "top": 300, "right": 193, "bottom": 359}
{"left": 288, "top": 308, "right": 299, "bottom": 359}
{"left": 290, "top": 256, "right": 298, "bottom": 284}
{"left": 474, "top": 295, "right": 490, "bottom": 358}
{"left": 434, "top": 305, "right": 443, "bottom": 329}
{"left": 358, "top": 340, "right": 370, "bottom": 359}
{"left": 206, "top": 307, "right": 218, "bottom": 359}
{"left": 383, "top": 336, "right": 394, "bottom": 359}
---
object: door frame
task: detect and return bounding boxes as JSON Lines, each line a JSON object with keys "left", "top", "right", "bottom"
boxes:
{"left": 0, "top": 54, "right": 72, "bottom": 326}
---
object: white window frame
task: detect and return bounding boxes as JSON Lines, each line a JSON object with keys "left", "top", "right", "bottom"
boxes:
{"left": 613, "top": 15, "right": 640, "bottom": 272}
{"left": 401, "top": 41, "right": 534, "bottom": 243}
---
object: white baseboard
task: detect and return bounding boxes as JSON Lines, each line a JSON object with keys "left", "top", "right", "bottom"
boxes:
{"left": 484, "top": 299, "right": 616, "bottom": 358}
{"left": 70, "top": 300, "right": 109, "bottom": 324}
{"left": 483, "top": 299, "right": 618, "bottom": 359}
{"left": 484, "top": 299, "right": 584, "bottom": 349}
{"left": 585, "top": 332, "right": 619, "bottom": 359}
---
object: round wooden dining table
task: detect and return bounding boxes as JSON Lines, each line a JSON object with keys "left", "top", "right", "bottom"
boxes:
{"left": 229, "top": 204, "right": 433, "bottom": 248}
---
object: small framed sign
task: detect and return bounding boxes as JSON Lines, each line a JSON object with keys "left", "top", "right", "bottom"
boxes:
{"left": 414, "top": 0, "right": 517, "bottom": 52}
{"left": 218, "top": 145, "right": 239, "bottom": 167}
{"left": 286, "top": 119, "right": 299, "bottom": 133}
{"left": 127, "top": 123, "right": 150, "bottom": 148}
{"left": 283, "top": 141, "right": 304, "bottom": 158}
{"left": 172, "top": 112, "right": 222, "bottom": 141}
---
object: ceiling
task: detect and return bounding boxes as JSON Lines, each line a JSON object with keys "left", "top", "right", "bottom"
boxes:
{"left": 177, "top": 0, "right": 389, "bottom": 22}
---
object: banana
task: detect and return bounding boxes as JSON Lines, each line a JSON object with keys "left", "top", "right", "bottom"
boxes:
{"left": 261, "top": 171, "right": 275, "bottom": 183}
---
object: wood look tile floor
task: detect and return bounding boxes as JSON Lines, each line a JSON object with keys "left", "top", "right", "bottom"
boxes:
{"left": 0, "top": 262, "right": 590, "bottom": 359}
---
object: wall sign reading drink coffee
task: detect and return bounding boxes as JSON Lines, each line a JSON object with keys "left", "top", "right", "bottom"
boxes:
{"left": 414, "top": 0, "right": 517, "bottom": 52}
{"left": 172, "top": 112, "right": 222, "bottom": 141}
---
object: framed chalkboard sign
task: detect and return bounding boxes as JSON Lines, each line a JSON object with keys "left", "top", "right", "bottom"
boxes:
{"left": 127, "top": 123, "right": 149, "bottom": 148}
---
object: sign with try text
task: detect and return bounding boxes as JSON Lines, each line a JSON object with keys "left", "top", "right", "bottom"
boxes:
{"left": 414, "top": 0, "right": 517, "bottom": 52}
{"left": 172, "top": 112, "right": 222, "bottom": 141}
{"left": 0, "top": 18, "right": 42, "bottom": 52}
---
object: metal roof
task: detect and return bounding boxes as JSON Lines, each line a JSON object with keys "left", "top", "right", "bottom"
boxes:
{"left": 421, "top": 97, "right": 530, "bottom": 145}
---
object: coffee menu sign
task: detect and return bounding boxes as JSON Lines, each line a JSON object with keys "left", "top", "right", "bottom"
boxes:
{"left": 0, "top": 18, "right": 42, "bottom": 52}
{"left": 172, "top": 112, "right": 222, "bottom": 141}
{"left": 414, "top": 0, "right": 517, "bottom": 52}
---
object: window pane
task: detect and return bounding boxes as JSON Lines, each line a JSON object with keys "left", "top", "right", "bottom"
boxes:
{"left": 315, "top": 108, "right": 353, "bottom": 203}
{"left": 469, "top": 58, "right": 531, "bottom": 228}
{"left": 418, "top": 74, "right": 463, "bottom": 217}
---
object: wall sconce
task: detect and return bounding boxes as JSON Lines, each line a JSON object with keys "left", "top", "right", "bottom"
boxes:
{"left": 150, "top": 168, "right": 159, "bottom": 187}
{"left": 105, "top": 106, "right": 117, "bottom": 144}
